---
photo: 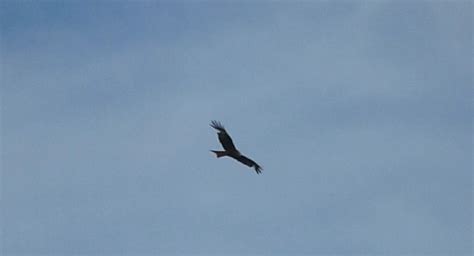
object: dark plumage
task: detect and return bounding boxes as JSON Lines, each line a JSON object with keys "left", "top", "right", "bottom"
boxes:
{"left": 210, "top": 120, "right": 262, "bottom": 174}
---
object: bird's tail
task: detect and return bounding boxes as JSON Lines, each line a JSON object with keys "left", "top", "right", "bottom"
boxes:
{"left": 211, "top": 150, "right": 227, "bottom": 158}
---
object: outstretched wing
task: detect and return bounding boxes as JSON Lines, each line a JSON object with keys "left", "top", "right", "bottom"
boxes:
{"left": 210, "top": 120, "right": 237, "bottom": 152}
{"left": 234, "top": 154, "right": 262, "bottom": 174}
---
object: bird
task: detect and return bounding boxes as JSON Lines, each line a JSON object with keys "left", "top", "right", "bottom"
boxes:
{"left": 210, "top": 120, "right": 262, "bottom": 174}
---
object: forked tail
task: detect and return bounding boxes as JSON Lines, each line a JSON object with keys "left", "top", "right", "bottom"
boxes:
{"left": 211, "top": 150, "right": 227, "bottom": 158}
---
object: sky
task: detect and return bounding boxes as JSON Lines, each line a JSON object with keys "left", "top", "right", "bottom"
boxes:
{"left": 1, "top": 1, "right": 472, "bottom": 256}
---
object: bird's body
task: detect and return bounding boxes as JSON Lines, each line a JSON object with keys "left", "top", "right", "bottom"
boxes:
{"left": 210, "top": 120, "right": 262, "bottom": 174}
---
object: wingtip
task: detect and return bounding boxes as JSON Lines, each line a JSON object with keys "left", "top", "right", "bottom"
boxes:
{"left": 210, "top": 120, "right": 225, "bottom": 130}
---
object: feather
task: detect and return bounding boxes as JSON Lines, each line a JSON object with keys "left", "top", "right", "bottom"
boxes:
{"left": 234, "top": 155, "right": 262, "bottom": 174}
{"left": 210, "top": 120, "right": 237, "bottom": 152}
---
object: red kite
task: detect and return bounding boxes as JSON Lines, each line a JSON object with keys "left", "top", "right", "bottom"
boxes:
{"left": 210, "top": 120, "right": 262, "bottom": 174}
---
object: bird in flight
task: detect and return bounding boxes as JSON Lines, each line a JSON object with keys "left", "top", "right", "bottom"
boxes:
{"left": 210, "top": 120, "right": 262, "bottom": 174}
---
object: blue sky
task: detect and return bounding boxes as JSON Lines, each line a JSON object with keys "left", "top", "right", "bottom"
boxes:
{"left": 1, "top": 1, "right": 472, "bottom": 255}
